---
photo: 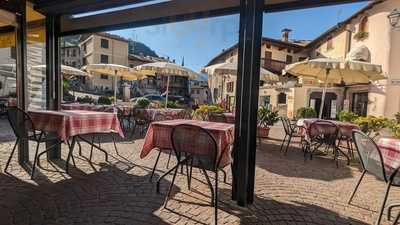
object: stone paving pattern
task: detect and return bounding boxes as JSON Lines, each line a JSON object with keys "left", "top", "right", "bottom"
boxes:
{"left": 0, "top": 118, "right": 399, "bottom": 225}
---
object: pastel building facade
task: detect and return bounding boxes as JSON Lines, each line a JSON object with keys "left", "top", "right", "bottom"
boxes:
{"left": 207, "top": 0, "right": 400, "bottom": 119}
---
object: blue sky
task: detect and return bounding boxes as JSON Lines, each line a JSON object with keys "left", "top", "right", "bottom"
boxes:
{"left": 111, "top": 2, "right": 369, "bottom": 72}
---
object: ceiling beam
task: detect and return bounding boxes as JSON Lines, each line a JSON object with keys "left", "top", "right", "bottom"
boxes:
{"left": 0, "top": 0, "right": 24, "bottom": 13}
{"left": 264, "top": 0, "right": 370, "bottom": 12}
{"left": 60, "top": 0, "right": 239, "bottom": 36}
{"left": 59, "top": 0, "right": 370, "bottom": 36}
{"left": 33, "top": 0, "right": 152, "bottom": 15}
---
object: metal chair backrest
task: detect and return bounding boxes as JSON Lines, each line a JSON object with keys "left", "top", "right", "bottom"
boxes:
{"left": 171, "top": 124, "right": 219, "bottom": 170}
{"left": 281, "top": 117, "right": 291, "bottom": 135}
{"left": 308, "top": 120, "right": 339, "bottom": 146}
{"left": 209, "top": 113, "right": 227, "bottom": 123}
{"left": 7, "top": 107, "right": 36, "bottom": 139}
{"left": 352, "top": 130, "right": 388, "bottom": 182}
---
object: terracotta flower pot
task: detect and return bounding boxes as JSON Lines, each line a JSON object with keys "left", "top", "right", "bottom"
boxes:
{"left": 257, "top": 126, "right": 270, "bottom": 138}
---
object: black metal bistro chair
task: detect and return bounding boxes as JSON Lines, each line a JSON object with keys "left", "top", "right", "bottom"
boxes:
{"left": 131, "top": 109, "right": 150, "bottom": 136}
{"left": 280, "top": 117, "right": 303, "bottom": 154}
{"left": 303, "top": 120, "right": 342, "bottom": 166}
{"left": 5, "top": 107, "right": 61, "bottom": 179}
{"left": 83, "top": 106, "right": 120, "bottom": 160}
{"left": 157, "top": 124, "right": 229, "bottom": 225}
{"left": 349, "top": 130, "right": 400, "bottom": 225}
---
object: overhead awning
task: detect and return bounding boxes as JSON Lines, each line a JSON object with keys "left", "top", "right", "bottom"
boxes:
{"left": 30, "top": 0, "right": 369, "bottom": 35}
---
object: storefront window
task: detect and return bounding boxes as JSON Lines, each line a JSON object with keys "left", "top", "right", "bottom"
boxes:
{"left": 0, "top": 9, "right": 17, "bottom": 111}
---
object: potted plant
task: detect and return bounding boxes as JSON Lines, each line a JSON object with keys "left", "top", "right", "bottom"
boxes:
{"left": 97, "top": 96, "right": 113, "bottom": 105}
{"left": 257, "top": 106, "right": 279, "bottom": 138}
{"left": 338, "top": 110, "right": 359, "bottom": 122}
{"left": 193, "top": 104, "right": 224, "bottom": 121}
{"left": 135, "top": 97, "right": 151, "bottom": 109}
{"left": 296, "top": 107, "right": 317, "bottom": 119}
{"left": 353, "top": 116, "right": 388, "bottom": 139}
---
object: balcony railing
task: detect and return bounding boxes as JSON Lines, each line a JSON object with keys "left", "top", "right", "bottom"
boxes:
{"left": 262, "top": 58, "right": 287, "bottom": 74}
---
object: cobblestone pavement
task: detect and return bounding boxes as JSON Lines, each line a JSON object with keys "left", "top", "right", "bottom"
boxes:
{"left": 0, "top": 118, "right": 399, "bottom": 225}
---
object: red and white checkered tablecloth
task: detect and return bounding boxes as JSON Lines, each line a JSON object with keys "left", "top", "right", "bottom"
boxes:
{"left": 297, "top": 118, "right": 359, "bottom": 141}
{"left": 140, "top": 119, "right": 234, "bottom": 167}
{"left": 28, "top": 110, "right": 124, "bottom": 141}
{"left": 61, "top": 103, "right": 137, "bottom": 115}
{"left": 378, "top": 137, "right": 400, "bottom": 174}
{"left": 132, "top": 108, "right": 186, "bottom": 121}
{"left": 222, "top": 113, "right": 235, "bottom": 124}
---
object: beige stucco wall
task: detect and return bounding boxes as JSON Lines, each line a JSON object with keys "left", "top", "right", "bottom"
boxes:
{"left": 82, "top": 34, "right": 129, "bottom": 91}
{"left": 294, "top": 0, "right": 400, "bottom": 118}
{"left": 347, "top": 0, "right": 400, "bottom": 118}
{"left": 208, "top": 40, "right": 308, "bottom": 106}
{"left": 313, "top": 31, "right": 349, "bottom": 59}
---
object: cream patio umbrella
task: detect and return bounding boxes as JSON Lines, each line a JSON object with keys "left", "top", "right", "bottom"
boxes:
{"left": 203, "top": 61, "right": 280, "bottom": 83}
{"left": 82, "top": 64, "right": 154, "bottom": 104}
{"left": 284, "top": 58, "right": 385, "bottom": 118}
{"left": 135, "top": 62, "right": 199, "bottom": 107}
{"left": 31, "top": 64, "right": 88, "bottom": 79}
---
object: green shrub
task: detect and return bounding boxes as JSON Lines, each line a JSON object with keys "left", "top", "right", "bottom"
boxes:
{"left": 338, "top": 110, "right": 359, "bottom": 122}
{"left": 161, "top": 101, "right": 179, "bottom": 108}
{"left": 296, "top": 107, "right": 317, "bottom": 119}
{"left": 395, "top": 112, "right": 400, "bottom": 124}
{"left": 258, "top": 106, "right": 279, "bottom": 128}
{"left": 77, "top": 95, "right": 94, "bottom": 104}
{"left": 136, "top": 97, "right": 150, "bottom": 108}
{"left": 353, "top": 116, "right": 388, "bottom": 139}
{"left": 98, "top": 96, "right": 113, "bottom": 105}
{"left": 387, "top": 119, "right": 400, "bottom": 139}
{"left": 193, "top": 104, "right": 224, "bottom": 120}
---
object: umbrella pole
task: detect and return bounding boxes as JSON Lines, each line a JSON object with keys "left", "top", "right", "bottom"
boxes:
{"left": 319, "top": 69, "right": 330, "bottom": 119}
{"left": 165, "top": 75, "right": 170, "bottom": 108}
{"left": 114, "top": 70, "right": 117, "bottom": 105}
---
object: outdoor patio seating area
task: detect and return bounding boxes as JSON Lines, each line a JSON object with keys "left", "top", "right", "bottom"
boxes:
{"left": 1, "top": 118, "right": 400, "bottom": 225}
{"left": 2, "top": 0, "right": 400, "bottom": 224}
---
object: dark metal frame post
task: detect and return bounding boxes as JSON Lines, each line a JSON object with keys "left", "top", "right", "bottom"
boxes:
{"left": 15, "top": 1, "right": 29, "bottom": 164}
{"left": 233, "top": 0, "right": 263, "bottom": 206}
{"left": 45, "top": 15, "right": 62, "bottom": 159}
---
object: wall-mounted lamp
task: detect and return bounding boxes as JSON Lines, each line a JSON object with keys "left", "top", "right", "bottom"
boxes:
{"left": 388, "top": 8, "right": 400, "bottom": 29}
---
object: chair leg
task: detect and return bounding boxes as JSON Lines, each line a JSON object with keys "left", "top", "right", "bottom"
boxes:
{"left": 89, "top": 135, "right": 95, "bottom": 161}
{"left": 77, "top": 140, "right": 82, "bottom": 156}
{"left": 392, "top": 212, "right": 400, "bottom": 225}
{"left": 375, "top": 181, "right": 392, "bottom": 225}
{"left": 149, "top": 150, "right": 162, "bottom": 182}
{"left": 348, "top": 170, "right": 366, "bottom": 204}
{"left": 4, "top": 139, "right": 19, "bottom": 173}
{"left": 163, "top": 163, "right": 179, "bottom": 208}
{"left": 166, "top": 150, "right": 172, "bottom": 169}
{"left": 214, "top": 170, "right": 219, "bottom": 225}
{"left": 31, "top": 141, "right": 41, "bottom": 179}
{"left": 201, "top": 167, "right": 215, "bottom": 206}
{"left": 185, "top": 157, "right": 191, "bottom": 190}
{"left": 188, "top": 159, "right": 193, "bottom": 190}
{"left": 284, "top": 135, "right": 292, "bottom": 155}
{"left": 157, "top": 163, "right": 180, "bottom": 194}
{"left": 112, "top": 134, "right": 119, "bottom": 155}
{"left": 280, "top": 134, "right": 287, "bottom": 152}
{"left": 220, "top": 168, "right": 227, "bottom": 184}
{"left": 387, "top": 203, "right": 400, "bottom": 221}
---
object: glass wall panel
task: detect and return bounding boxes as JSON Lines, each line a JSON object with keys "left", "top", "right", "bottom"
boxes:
{"left": 26, "top": 4, "right": 46, "bottom": 110}
{"left": 0, "top": 9, "right": 17, "bottom": 115}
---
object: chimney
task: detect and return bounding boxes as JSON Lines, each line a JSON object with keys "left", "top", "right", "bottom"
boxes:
{"left": 281, "top": 28, "right": 292, "bottom": 42}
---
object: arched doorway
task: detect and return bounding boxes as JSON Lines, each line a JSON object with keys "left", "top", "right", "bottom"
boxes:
{"left": 309, "top": 92, "right": 338, "bottom": 119}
